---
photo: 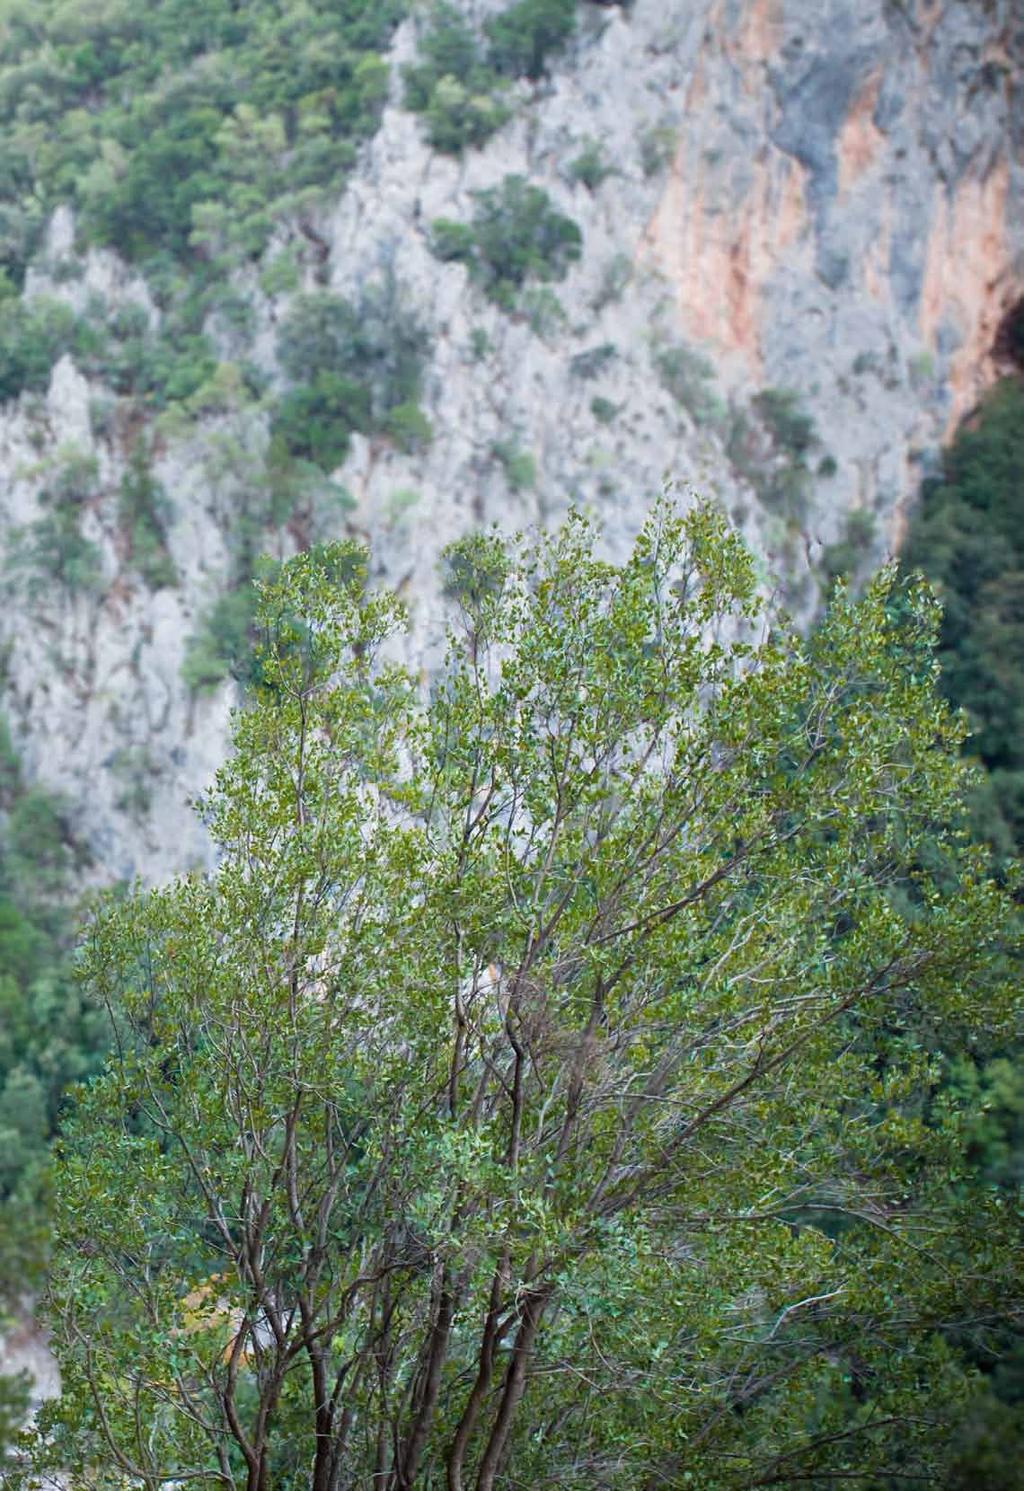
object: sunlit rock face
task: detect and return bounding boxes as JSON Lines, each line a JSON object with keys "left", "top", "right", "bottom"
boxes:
{"left": 0, "top": 0, "right": 1019, "bottom": 882}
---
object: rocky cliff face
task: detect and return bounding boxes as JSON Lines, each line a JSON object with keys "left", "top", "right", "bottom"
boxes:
{"left": 0, "top": 0, "right": 1019, "bottom": 884}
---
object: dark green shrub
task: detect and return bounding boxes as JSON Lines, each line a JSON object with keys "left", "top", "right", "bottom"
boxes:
{"left": 493, "top": 438, "right": 536, "bottom": 491}
{"left": 485, "top": 0, "right": 577, "bottom": 80}
{"left": 8, "top": 790, "right": 73, "bottom": 896}
{"left": 422, "top": 76, "right": 512, "bottom": 153}
{"left": 653, "top": 340, "right": 722, "bottom": 425}
{"left": 902, "top": 378, "right": 1024, "bottom": 834}
{"left": 182, "top": 585, "right": 263, "bottom": 694}
{"left": 6, "top": 448, "right": 105, "bottom": 598}
{"left": 277, "top": 293, "right": 363, "bottom": 385}
{"left": 0, "top": 722, "right": 103, "bottom": 1323}
{"left": 382, "top": 401, "right": 433, "bottom": 453}
{"left": 36, "top": 517, "right": 101, "bottom": 596}
{"left": 404, "top": 4, "right": 480, "bottom": 107}
{"left": 753, "top": 387, "right": 818, "bottom": 458}
{"left": 9, "top": 511, "right": 104, "bottom": 600}
{"left": 570, "top": 343, "right": 617, "bottom": 380}
{"left": 351, "top": 279, "right": 432, "bottom": 423}
{"left": 110, "top": 747, "right": 157, "bottom": 821}
{"left": 272, "top": 373, "right": 371, "bottom": 472}
{"left": 40, "top": 450, "right": 99, "bottom": 507}
{"left": 431, "top": 219, "right": 477, "bottom": 264}
{"left": 759, "top": 461, "right": 813, "bottom": 524}
{"left": 820, "top": 509, "right": 877, "bottom": 589}
{"left": 727, "top": 388, "right": 821, "bottom": 525}
{"left": 590, "top": 395, "right": 617, "bottom": 424}
{"left": 74, "top": 299, "right": 217, "bottom": 409}
{"left": 275, "top": 281, "right": 429, "bottom": 470}
{"left": 0, "top": 298, "right": 77, "bottom": 403}
{"left": 568, "top": 138, "right": 611, "bottom": 191}
{"left": 278, "top": 283, "right": 428, "bottom": 425}
{"left": 119, "top": 444, "right": 176, "bottom": 590}
{"left": 431, "top": 175, "right": 582, "bottom": 310}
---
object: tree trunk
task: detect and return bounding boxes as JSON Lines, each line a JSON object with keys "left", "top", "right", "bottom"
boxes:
{"left": 473, "top": 1286, "right": 552, "bottom": 1491}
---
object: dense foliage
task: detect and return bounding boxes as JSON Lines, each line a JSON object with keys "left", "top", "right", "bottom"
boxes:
{"left": 0, "top": 719, "right": 106, "bottom": 1309}
{"left": 0, "top": 0, "right": 406, "bottom": 284}
{"left": 21, "top": 503, "right": 1020, "bottom": 1490}
{"left": 274, "top": 281, "right": 431, "bottom": 470}
{"left": 903, "top": 377, "right": 1024, "bottom": 860}
{"left": 900, "top": 374, "right": 1024, "bottom": 1480}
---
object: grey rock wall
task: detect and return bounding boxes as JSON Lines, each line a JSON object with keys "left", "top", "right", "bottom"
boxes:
{"left": 0, "top": 0, "right": 1018, "bottom": 884}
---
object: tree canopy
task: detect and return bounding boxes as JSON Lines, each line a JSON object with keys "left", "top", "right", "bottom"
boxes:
{"left": 21, "top": 501, "right": 1022, "bottom": 1490}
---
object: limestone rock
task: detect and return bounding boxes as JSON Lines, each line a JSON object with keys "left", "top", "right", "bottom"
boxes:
{"left": 0, "top": 0, "right": 1018, "bottom": 883}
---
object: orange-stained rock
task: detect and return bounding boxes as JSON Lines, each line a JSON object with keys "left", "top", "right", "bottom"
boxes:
{"left": 837, "top": 69, "right": 885, "bottom": 195}
{"left": 919, "top": 159, "right": 1016, "bottom": 431}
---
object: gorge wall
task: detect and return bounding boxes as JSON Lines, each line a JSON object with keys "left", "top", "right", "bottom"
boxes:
{"left": 0, "top": 0, "right": 1019, "bottom": 884}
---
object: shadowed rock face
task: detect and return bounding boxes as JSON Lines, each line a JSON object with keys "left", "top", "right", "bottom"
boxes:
{"left": 0, "top": 0, "right": 1018, "bottom": 883}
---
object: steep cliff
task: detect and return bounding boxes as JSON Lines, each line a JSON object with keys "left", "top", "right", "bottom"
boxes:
{"left": 0, "top": 0, "right": 1019, "bottom": 882}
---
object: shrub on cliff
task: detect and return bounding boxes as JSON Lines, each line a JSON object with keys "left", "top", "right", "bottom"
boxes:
{"left": 432, "top": 174, "right": 582, "bottom": 310}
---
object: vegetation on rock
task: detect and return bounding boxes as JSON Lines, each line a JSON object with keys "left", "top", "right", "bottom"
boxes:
{"left": 0, "top": 0, "right": 406, "bottom": 286}
{"left": 432, "top": 175, "right": 582, "bottom": 311}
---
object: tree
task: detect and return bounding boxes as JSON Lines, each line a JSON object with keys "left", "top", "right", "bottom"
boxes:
{"left": 28, "top": 501, "right": 1020, "bottom": 1490}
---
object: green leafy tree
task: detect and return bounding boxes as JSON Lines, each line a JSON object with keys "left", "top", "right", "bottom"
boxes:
{"left": 0, "top": 298, "right": 79, "bottom": 402}
{"left": 29, "top": 502, "right": 1020, "bottom": 1490}
{"left": 0, "top": 0, "right": 408, "bottom": 283}
{"left": 271, "top": 373, "right": 371, "bottom": 472}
